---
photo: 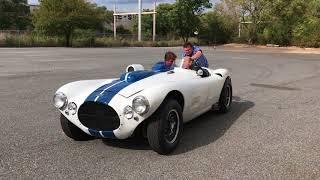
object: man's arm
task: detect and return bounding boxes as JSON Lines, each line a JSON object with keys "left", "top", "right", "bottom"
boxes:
{"left": 190, "top": 50, "right": 203, "bottom": 61}
{"left": 184, "top": 49, "right": 202, "bottom": 67}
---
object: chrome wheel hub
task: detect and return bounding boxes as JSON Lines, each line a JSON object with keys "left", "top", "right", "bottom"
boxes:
{"left": 164, "top": 109, "right": 180, "bottom": 144}
{"left": 225, "top": 85, "right": 231, "bottom": 107}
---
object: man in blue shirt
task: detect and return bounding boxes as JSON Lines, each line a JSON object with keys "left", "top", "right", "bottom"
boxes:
{"left": 152, "top": 51, "right": 177, "bottom": 72}
{"left": 182, "top": 42, "right": 209, "bottom": 69}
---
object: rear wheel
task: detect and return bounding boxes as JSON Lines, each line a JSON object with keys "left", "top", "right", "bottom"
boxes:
{"left": 147, "top": 100, "right": 183, "bottom": 155}
{"left": 218, "top": 77, "right": 232, "bottom": 113}
{"left": 60, "top": 114, "right": 94, "bottom": 141}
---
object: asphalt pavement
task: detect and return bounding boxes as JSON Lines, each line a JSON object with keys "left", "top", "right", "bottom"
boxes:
{"left": 0, "top": 47, "right": 319, "bottom": 179}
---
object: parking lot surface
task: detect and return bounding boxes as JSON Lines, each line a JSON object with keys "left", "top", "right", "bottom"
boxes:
{"left": 0, "top": 47, "right": 319, "bottom": 179}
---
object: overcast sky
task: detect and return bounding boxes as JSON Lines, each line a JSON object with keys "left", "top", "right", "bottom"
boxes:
{"left": 28, "top": 0, "right": 218, "bottom": 11}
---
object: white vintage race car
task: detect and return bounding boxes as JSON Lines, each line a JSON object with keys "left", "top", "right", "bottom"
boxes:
{"left": 53, "top": 60, "right": 232, "bottom": 154}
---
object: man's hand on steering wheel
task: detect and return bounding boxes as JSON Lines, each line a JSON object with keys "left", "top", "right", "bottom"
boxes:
{"left": 182, "top": 56, "right": 194, "bottom": 69}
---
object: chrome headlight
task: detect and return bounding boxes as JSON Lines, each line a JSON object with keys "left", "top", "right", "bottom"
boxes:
{"left": 123, "top": 106, "right": 134, "bottom": 119}
{"left": 53, "top": 92, "right": 68, "bottom": 110}
{"left": 132, "top": 96, "right": 149, "bottom": 115}
{"left": 67, "top": 102, "right": 77, "bottom": 115}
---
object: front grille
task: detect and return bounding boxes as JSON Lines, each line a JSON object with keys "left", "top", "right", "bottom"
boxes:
{"left": 78, "top": 102, "right": 120, "bottom": 131}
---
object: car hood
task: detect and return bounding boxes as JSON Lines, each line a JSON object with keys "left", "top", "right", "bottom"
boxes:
{"left": 117, "top": 68, "right": 197, "bottom": 98}
{"left": 85, "top": 68, "right": 197, "bottom": 104}
{"left": 85, "top": 71, "right": 166, "bottom": 103}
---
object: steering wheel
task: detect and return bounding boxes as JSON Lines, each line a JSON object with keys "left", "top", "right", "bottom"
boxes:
{"left": 190, "top": 61, "right": 200, "bottom": 71}
{"left": 190, "top": 62, "right": 210, "bottom": 78}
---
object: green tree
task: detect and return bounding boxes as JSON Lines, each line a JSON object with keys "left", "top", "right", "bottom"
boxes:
{"left": 292, "top": 0, "right": 320, "bottom": 47}
{"left": 171, "top": 0, "right": 212, "bottom": 42}
{"left": 116, "top": 25, "right": 132, "bottom": 40}
{"left": 199, "top": 12, "right": 232, "bottom": 44}
{"left": 95, "top": 6, "right": 114, "bottom": 32}
{"left": 237, "top": 0, "right": 270, "bottom": 43}
{"left": 260, "top": 0, "right": 308, "bottom": 45}
{"left": 213, "top": 0, "right": 315, "bottom": 46}
{"left": 214, "top": 0, "right": 242, "bottom": 40}
{"left": 33, "top": 0, "right": 106, "bottom": 46}
{"left": 156, "top": 3, "right": 175, "bottom": 38}
{"left": 0, "top": 0, "right": 31, "bottom": 30}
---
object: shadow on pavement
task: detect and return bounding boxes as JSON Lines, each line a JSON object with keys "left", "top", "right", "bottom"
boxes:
{"left": 102, "top": 136, "right": 151, "bottom": 151}
{"left": 102, "top": 97, "right": 254, "bottom": 153}
{"left": 173, "top": 96, "right": 254, "bottom": 155}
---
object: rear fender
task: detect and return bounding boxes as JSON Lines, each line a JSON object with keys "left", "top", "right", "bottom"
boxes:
{"left": 210, "top": 68, "right": 231, "bottom": 79}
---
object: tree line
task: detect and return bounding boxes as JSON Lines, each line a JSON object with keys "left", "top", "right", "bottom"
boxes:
{"left": 1, "top": 0, "right": 320, "bottom": 47}
{"left": 0, "top": 0, "right": 30, "bottom": 30}
{"left": 144, "top": 0, "right": 320, "bottom": 47}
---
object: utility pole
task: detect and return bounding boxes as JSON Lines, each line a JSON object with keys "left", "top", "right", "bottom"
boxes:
{"left": 238, "top": 22, "right": 241, "bottom": 38}
{"left": 153, "top": 0, "right": 156, "bottom": 42}
{"left": 138, "top": 0, "right": 142, "bottom": 41}
{"left": 238, "top": 20, "right": 253, "bottom": 38}
{"left": 113, "top": 0, "right": 156, "bottom": 42}
{"left": 114, "top": 4, "right": 117, "bottom": 40}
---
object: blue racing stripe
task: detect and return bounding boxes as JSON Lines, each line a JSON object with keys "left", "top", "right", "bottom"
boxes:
{"left": 88, "top": 129, "right": 102, "bottom": 137}
{"left": 95, "top": 81, "right": 131, "bottom": 104}
{"left": 85, "top": 70, "right": 160, "bottom": 105}
{"left": 88, "top": 129, "right": 116, "bottom": 139}
{"left": 101, "top": 131, "right": 116, "bottom": 139}
{"left": 85, "top": 79, "right": 122, "bottom": 102}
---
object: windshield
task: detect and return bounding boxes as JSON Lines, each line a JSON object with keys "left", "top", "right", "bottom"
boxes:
{"left": 175, "top": 58, "right": 184, "bottom": 68}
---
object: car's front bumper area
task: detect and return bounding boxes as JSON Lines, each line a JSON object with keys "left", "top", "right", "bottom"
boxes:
{"left": 88, "top": 129, "right": 116, "bottom": 139}
{"left": 59, "top": 93, "right": 147, "bottom": 139}
{"left": 77, "top": 101, "right": 120, "bottom": 139}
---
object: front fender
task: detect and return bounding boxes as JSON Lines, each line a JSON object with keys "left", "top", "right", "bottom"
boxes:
{"left": 135, "top": 83, "right": 184, "bottom": 119}
{"left": 55, "top": 79, "right": 118, "bottom": 137}
{"left": 55, "top": 79, "right": 117, "bottom": 103}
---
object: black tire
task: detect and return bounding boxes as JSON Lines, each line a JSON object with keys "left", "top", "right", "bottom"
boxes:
{"left": 60, "top": 114, "right": 94, "bottom": 141}
{"left": 147, "top": 100, "right": 183, "bottom": 155}
{"left": 218, "top": 77, "right": 233, "bottom": 113}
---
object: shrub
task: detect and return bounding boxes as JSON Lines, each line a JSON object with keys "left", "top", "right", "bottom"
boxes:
{"left": 293, "top": 17, "right": 320, "bottom": 47}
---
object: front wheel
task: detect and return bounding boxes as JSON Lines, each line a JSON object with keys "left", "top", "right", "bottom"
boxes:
{"left": 60, "top": 114, "right": 94, "bottom": 141}
{"left": 218, "top": 77, "right": 232, "bottom": 113}
{"left": 147, "top": 100, "right": 183, "bottom": 155}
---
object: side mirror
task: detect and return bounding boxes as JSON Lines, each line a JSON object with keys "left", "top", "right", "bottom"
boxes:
{"left": 126, "top": 64, "right": 145, "bottom": 72}
{"left": 196, "top": 68, "right": 210, "bottom": 78}
{"left": 196, "top": 69, "right": 204, "bottom": 76}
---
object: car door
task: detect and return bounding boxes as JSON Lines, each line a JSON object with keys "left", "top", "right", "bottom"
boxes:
{"left": 183, "top": 71, "right": 210, "bottom": 120}
{"left": 205, "top": 74, "right": 224, "bottom": 107}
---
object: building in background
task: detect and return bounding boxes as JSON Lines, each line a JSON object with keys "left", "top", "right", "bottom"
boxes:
{"left": 28, "top": 4, "right": 39, "bottom": 13}
{"left": 114, "top": 14, "right": 136, "bottom": 29}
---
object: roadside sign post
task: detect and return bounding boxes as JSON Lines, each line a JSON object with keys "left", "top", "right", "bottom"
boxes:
{"left": 113, "top": 0, "right": 157, "bottom": 42}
